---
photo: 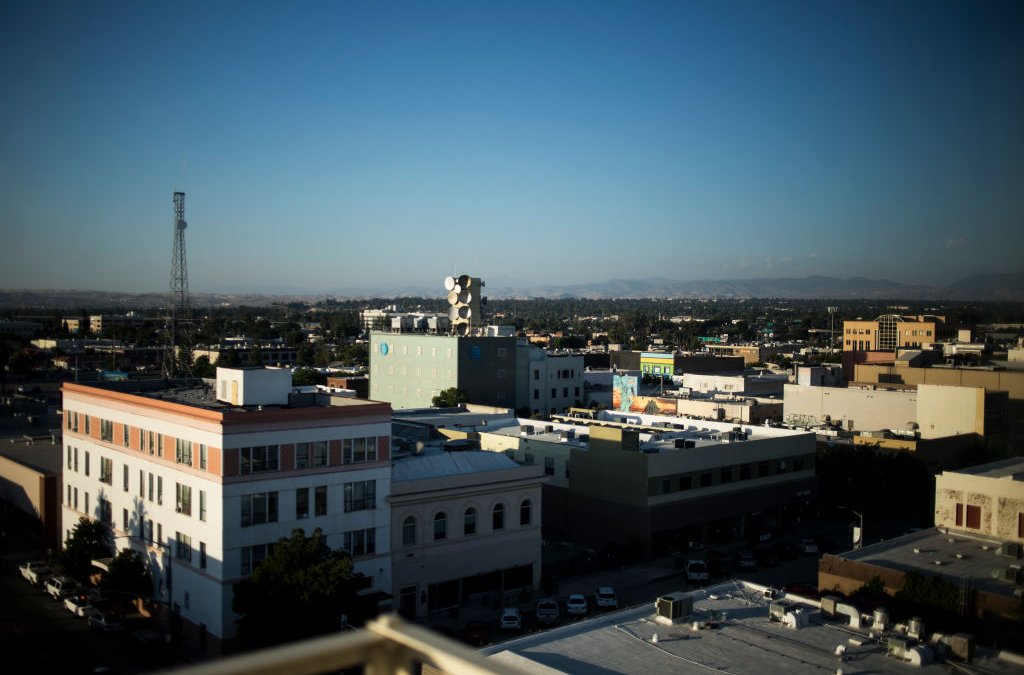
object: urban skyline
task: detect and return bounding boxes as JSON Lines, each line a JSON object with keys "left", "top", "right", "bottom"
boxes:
{"left": 2, "top": 1, "right": 1022, "bottom": 294}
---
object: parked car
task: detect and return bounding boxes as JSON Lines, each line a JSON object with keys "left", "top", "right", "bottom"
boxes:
{"left": 20, "top": 561, "right": 52, "bottom": 585}
{"left": 536, "top": 598, "right": 560, "bottom": 625}
{"left": 44, "top": 576, "right": 80, "bottom": 600}
{"left": 64, "top": 595, "right": 94, "bottom": 617}
{"left": 499, "top": 608, "right": 522, "bottom": 630}
{"left": 782, "top": 583, "right": 822, "bottom": 600}
{"left": 800, "top": 539, "right": 820, "bottom": 555}
{"left": 462, "top": 621, "right": 490, "bottom": 647}
{"left": 685, "top": 559, "right": 710, "bottom": 585}
{"left": 566, "top": 594, "right": 588, "bottom": 616}
{"left": 736, "top": 549, "right": 758, "bottom": 571}
{"left": 88, "top": 611, "right": 124, "bottom": 632}
{"left": 594, "top": 586, "right": 618, "bottom": 609}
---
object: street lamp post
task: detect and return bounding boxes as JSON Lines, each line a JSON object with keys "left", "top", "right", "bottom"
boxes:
{"left": 838, "top": 506, "right": 864, "bottom": 550}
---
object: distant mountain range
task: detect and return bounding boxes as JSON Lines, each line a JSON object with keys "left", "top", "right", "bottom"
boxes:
{"left": 1, "top": 273, "right": 1022, "bottom": 308}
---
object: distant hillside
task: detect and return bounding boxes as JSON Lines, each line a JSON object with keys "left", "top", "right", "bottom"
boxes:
{"left": 1, "top": 273, "right": 1022, "bottom": 308}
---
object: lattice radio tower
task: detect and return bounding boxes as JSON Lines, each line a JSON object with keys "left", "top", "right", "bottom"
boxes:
{"left": 163, "top": 191, "right": 193, "bottom": 378}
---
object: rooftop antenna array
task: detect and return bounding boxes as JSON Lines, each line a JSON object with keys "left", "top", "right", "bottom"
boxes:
{"left": 163, "top": 191, "right": 193, "bottom": 378}
{"left": 444, "top": 274, "right": 484, "bottom": 336}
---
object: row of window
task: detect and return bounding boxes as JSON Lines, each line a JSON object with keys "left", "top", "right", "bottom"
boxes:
{"left": 653, "top": 456, "right": 812, "bottom": 496}
{"left": 239, "top": 526, "right": 378, "bottom": 576}
{"left": 240, "top": 480, "right": 378, "bottom": 528}
{"left": 239, "top": 437, "right": 382, "bottom": 474}
{"left": 65, "top": 411, "right": 210, "bottom": 470}
{"left": 65, "top": 445, "right": 208, "bottom": 521}
{"left": 401, "top": 499, "right": 533, "bottom": 546}
{"left": 533, "top": 386, "right": 580, "bottom": 400}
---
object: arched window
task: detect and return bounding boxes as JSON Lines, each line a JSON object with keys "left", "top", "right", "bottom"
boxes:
{"left": 492, "top": 503, "right": 505, "bottom": 531}
{"left": 402, "top": 516, "right": 416, "bottom": 547}
{"left": 519, "top": 499, "right": 532, "bottom": 526}
{"left": 464, "top": 507, "right": 477, "bottom": 536}
{"left": 433, "top": 512, "right": 447, "bottom": 541}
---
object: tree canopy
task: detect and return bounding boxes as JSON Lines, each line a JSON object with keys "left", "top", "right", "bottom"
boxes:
{"left": 232, "top": 529, "right": 368, "bottom": 647}
{"left": 101, "top": 548, "right": 153, "bottom": 598}
{"left": 59, "top": 516, "right": 112, "bottom": 580}
{"left": 432, "top": 387, "right": 469, "bottom": 408}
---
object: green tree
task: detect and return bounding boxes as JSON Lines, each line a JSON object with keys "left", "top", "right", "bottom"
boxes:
{"left": 58, "top": 517, "right": 113, "bottom": 580}
{"left": 432, "top": 387, "right": 470, "bottom": 408}
{"left": 232, "top": 529, "right": 367, "bottom": 647}
{"left": 101, "top": 548, "right": 153, "bottom": 599}
{"left": 292, "top": 368, "right": 326, "bottom": 386}
{"left": 193, "top": 355, "right": 216, "bottom": 379}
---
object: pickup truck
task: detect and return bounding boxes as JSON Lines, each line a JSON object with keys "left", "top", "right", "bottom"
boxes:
{"left": 20, "top": 561, "right": 52, "bottom": 585}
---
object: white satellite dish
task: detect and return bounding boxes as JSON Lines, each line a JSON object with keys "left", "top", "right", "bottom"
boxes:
{"left": 444, "top": 276, "right": 457, "bottom": 291}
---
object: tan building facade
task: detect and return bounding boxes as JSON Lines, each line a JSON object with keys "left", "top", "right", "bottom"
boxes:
{"left": 842, "top": 315, "right": 943, "bottom": 352}
{"left": 934, "top": 458, "right": 1024, "bottom": 542}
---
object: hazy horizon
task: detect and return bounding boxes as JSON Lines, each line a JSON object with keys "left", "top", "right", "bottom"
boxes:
{"left": 3, "top": 1, "right": 1023, "bottom": 293}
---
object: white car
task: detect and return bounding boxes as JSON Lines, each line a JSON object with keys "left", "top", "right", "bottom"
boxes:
{"left": 566, "top": 594, "right": 588, "bottom": 616}
{"left": 685, "top": 559, "right": 710, "bottom": 584}
{"left": 499, "top": 607, "right": 522, "bottom": 630}
{"left": 19, "top": 561, "right": 52, "bottom": 585}
{"left": 536, "top": 598, "right": 559, "bottom": 625}
{"left": 800, "top": 539, "right": 819, "bottom": 555}
{"left": 594, "top": 586, "right": 618, "bottom": 609}
{"left": 64, "top": 595, "right": 94, "bottom": 617}
{"left": 44, "top": 576, "right": 79, "bottom": 600}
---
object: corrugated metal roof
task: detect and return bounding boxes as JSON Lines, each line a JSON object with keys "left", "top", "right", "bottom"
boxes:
{"left": 392, "top": 450, "right": 519, "bottom": 482}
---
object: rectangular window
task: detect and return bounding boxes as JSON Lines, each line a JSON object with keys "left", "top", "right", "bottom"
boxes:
{"left": 239, "top": 446, "right": 280, "bottom": 473}
{"left": 157, "top": 476, "right": 163, "bottom": 505}
{"left": 966, "top": 504, "right": 981, "bottom": 529}
{"left": 240, "top": 543, "right": 274, "bottom": 576}
{"left": 122, "top": 508, "right": 129, "bottom": 532}
{"left": 343, "top": 437, "right": 378, "bottom": 464}
{"left": 955, "top": 503, "right": 963, "bottom": 526}
{"left": 739, "top": 464, "right": 751, "bottom": 481}
{"left": 315, "top": 485, "right": 327, "bottom": 516}
{"left": 313, "top": 441, "right": 328, "bottom": 467}
{"left": 176, "top": 483, "right": 192, "bottom": 516}
{"left": 720, "top": 467, "right": 732, "bottom": 484}
{"left": 343, "top": 480, "right": 376, "bottom": 513}
{"left": 84, "top": 415, "right": 90, "bottom": 435}
{"left": 145, "top": 519, "right": 153, "bottom": 542}
{"left": 148, "top": 431, "right": 154, "bottom": 455}
{"left": 139, "top": 428, "right": 144, "bottom": 451}
{"left": 700, "top": 472, "right": 712, "bottom": 488}
{"left": 99, "top": 498, "right": 112, "bottom": 525}
{"left": 99, "top": 457, "right": 113, "bottom": 485}
{"left": 67, "top": 485, "right": 71, "bottom": 505}
{"left": 296, "top": 487, "right": 309, "bottom": 519}
{"left": 175, "top": 532, "right": 192, "bottom": 562}
{"left": 240, "top": 492, "right": 279, "bottom": 527}
{"left": 343, "top": 528, "right": 376, "bottom": 557}
{"left": 533, "top": 389, "right": 539, "bottom": 400}
{"left": 84, "top": 492, "right": 90, "bottom": 515}
{"left": 158, "top": 434, "right": 163, "bottom": 454}
{"left": 100, "top": 419, "right": 113, "bottom": 442}
{"left": 157, "top": 522, "right": 162, "bottom": 545}
{"left": 758, "top": 461, "right": 770, "bottom": 477}
{"left": 199, "top": 490, "right": 207, "bottom": 522}
{"left": 66, "top": 445, "right": 72, "bottom": 470}
{"left": 74, "top": 447, "right": 78, "bottom": 472}
{"left": 73, "top": 487, "right": 78, "bottom": 510}
{"left": 85, "top": 451, "right": 90, "bottom": 476}
{"left": 199, "top": 444, "right": 207, "bottom": 470}
{"left": 122, "top": 424, "right": 130, "bottom": 447}
{"left": 295, "top": 442, "right": 310, "bottom": 469}
{"left": 551, "top": 388, "right": 556, "bottom": 398}
{"left": 544, "top": 457, "right": 554, "bottom": 476}
{"left": 200, "top": 542, "right": 207, "bottom": 570}
{"left": 123, "top": 464, "right": 129, "bottom": 492}
{"left": 176, "top": 438, "right": 192, "bottom": 466}
{"left": 139, "top": 469, "right": 144, "bottom": 497}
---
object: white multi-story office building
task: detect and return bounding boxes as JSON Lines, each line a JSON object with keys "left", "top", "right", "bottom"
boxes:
{"left": 61, "top": 367, "right": 393, "bottom": 651}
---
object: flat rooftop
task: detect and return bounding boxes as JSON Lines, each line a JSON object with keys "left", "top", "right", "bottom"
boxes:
{"left": 838, "top": 528, "right": 1023, "bottom": 600}
{"left": 482, "top": 580, "right": 1019, "bottom": 674}
{"left": 946, "top": 457, "right": 1024, "bottom": 480}
{"left": 64, "top": 379, "right": 384, "bottom": 414}
{"left": 392, "top": 446, "right": 523, "bottom": 482}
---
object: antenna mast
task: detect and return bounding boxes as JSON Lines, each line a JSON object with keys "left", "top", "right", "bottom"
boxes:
{"left": 164, "top": 191, "right": 193, "bottom": 378}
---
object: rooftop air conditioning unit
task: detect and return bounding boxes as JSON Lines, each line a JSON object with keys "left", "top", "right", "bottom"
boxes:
{"left": 655, "top": 593, "right": 692, "bottom": 625}
{"left": 994, "top": 565, "right": 1023, "bottom": 584}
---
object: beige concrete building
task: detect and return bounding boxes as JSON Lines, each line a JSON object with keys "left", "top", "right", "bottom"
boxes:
{"left": 842, "top": 314, "right": 944, "bottom": 352}
{"left": 389, "top": 449, "right": 544, "bottom": 619}
{"left": 783, "top": 382, "right": 1003, "bottom": 440}
{"left": 934, "top": 458, "right": 1024, "bottom": 542}
{"left": 450, "top": 412, "right": 817, "bottom": 554}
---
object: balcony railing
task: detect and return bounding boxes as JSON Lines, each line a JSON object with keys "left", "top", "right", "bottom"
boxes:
{"left": 169, "top": 614, "right": 526, "bottom": 675}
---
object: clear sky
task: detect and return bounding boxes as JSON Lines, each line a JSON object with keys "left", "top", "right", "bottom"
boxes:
{"left": 2, "top": 0, "right": 1022, "bottom": 294}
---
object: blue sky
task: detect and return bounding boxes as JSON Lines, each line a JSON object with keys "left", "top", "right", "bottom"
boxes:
{"left": 2, "top": 1, "right": 1021, "bottom": 294}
